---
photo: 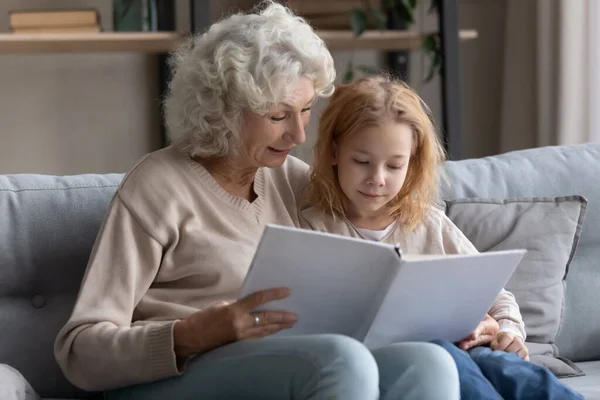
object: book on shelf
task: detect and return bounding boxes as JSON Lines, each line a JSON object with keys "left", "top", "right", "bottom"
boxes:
{"left": 11, "top": 26, "right": 101, "bottom": 34}
{"left": 285, "top": 0, "right": 363, "bottom": 15}
{"left": 9, "top": 9, "right": 100, "bottom": 34}
{"left": 284, "top": 0, "right": 379, "bottom": 30}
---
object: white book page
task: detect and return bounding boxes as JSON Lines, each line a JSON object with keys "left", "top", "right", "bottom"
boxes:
{"left": 241, "top": 224, "right": 399, "bottom": 341}
{"left": 400, "top": 253, "right": 472, "bottom": 261}
{"left": 363, "top": 250, "right": 526, "bottom": 349}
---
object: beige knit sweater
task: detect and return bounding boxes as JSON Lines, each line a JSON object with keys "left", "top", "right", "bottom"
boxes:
{"left": 54, "top": 142, "right": 309, "bottom": 391}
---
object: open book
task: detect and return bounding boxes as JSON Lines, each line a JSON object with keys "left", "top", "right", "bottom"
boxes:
{"left": 240, "top": 224, "right": 526, "bottom": 349}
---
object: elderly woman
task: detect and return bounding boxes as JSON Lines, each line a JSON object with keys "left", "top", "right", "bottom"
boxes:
{"left": 54, "top": 2, "right": 459, "bottom": 399}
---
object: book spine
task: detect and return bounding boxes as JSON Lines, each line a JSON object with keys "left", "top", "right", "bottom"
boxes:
{"left": 11, "top": 26, "right": 101, "bottom": 34}
{"left": 10, "top": 10, "right": 98, "bottom": 29}
{"left": 286, "top": 0, "right": 363, "bottom": 15}
{"left": 285, "top": 0, "right": 381, "bottom": 30}
{"left": 394, "top": 244, "right": 403, "bottom": 259}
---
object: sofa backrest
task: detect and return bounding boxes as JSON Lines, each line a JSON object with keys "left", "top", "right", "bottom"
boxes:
{"left": 440, "top": 143, "right": 600, "bottom": 362}
{"left": 0, "top": 173, "right": 123, "bottom": 399}
{"left": 1, "top": 143, "right": 598, "bottom": 398}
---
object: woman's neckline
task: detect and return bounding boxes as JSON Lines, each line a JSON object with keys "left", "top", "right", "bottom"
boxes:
{"left": 183, "top": 149, "right": 266, "bottom": 218}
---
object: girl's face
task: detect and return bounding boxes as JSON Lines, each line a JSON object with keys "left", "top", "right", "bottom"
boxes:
{"left": 334, "top": 121, "right": 414, "bottom": 224}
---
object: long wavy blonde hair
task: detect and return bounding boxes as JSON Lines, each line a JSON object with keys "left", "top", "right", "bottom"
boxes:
{"left": 304, "top": 75, "right": 446, "bottom": 231}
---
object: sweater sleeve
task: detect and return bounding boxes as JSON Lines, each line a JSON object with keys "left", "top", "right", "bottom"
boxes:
{"left": 54, "top": 193, "right": 180, "bottom": 391}
{"left": 489, "top": 289, "right": 527, "bottom": 340}
{"left": 439, "top": 211, "right": 527, "bottom": 340}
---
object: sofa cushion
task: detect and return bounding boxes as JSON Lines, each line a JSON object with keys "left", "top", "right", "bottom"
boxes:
{"left": 441, "top": 143, "right": 600, "bottom": 363}
{"left": 0, "top": 174, "right": 122, "bottom": 399}
{"left": 0, "top": 364, "right": 41, "bottom": 400}
{"left": 445, "top": 196, "right": 586, "bottom": 377}
{"left": 562, "top": 361, "right": 600, "bottom": 400}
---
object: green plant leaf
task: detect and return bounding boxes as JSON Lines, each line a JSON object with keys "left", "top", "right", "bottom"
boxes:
{"left": 396, "top": 0, "right": 415, "bottom": 25}
{"left": 422, "top": 34, "right": 438, "bottom": 53}
{"left": 424, "top": 52, "right": 442, "bottom": 83}
{"left": 408, "top": 0, "right": 418, "bottom": 8}
{"left": 344, "top": 69, "right": 355, "bottom": 83}
{"left": 369, "top": 6, "right": 387, "bottom": 30}
{"left": 358, "top": 65, "right": 380, "bottom": 75}
{"left": 424, "top": 62, "right": 435, "bottom": 83}
{"left": 344, "top": 62, "right": 355, "bottom": 83}
{"left": 350, "top": 8, "right": 367, "bottom": 36}
{"left": 384, "top": 0, "right": 396, "bottom": 11}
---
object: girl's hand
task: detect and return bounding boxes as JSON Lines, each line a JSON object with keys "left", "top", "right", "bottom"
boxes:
{"left": 491, "top": 331, "right": 530, "bottom": 361}
{"left": 457, "top": 314, "right": 499, "bottom": 350}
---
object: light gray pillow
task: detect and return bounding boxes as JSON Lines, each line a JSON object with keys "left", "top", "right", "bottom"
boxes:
{"left": 0, "top": 364, "right": 41, "bottom": 400}
{"left": 445, "top": 196, "right": 587, "bottom": 378}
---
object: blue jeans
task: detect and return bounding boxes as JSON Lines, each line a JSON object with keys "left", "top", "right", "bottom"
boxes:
{"left": 105, "top": 334, "right": 459, "bottom": 400}
{"left": 432, "top": 339, "right": 584, "bottom": 400}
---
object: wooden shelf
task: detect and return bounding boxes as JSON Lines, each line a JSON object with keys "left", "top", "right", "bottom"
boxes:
{"left": 0, "top": 30, "right": 478, "bottom": 54}
{"left": 320, "top": 29, "right": 478, "bottom": 51}
{"left": 0, "top": 32, "right": 181, "bottom": 54}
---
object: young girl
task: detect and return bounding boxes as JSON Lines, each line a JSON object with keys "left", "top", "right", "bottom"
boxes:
{"left": 300, "top": 75, "right": 583, "bottom": 400}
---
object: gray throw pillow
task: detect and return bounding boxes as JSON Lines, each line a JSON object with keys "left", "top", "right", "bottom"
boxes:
{"left": 445, "top": 196, "right": 587, "bottom": 378}
{"left": 0, "top": 364, "right": 41, "bottom": 400}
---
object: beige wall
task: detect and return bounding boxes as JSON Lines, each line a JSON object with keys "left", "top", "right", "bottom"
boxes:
{"left": 458, "top": 0, "right": 507, "bottom": 158}
{"left": 0, "top": 0, "right": 162, "bottom": 175}
{"left": 0, "top": 0, "right": 507, "bottom": 175}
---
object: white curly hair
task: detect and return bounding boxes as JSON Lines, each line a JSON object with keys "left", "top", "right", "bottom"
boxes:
{"left": 163, "top": 0, "right": 336, "bottom": 159}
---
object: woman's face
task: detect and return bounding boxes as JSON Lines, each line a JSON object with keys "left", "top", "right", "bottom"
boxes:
{"left": 240, "top": 77, "right": 316, "bottom": 169}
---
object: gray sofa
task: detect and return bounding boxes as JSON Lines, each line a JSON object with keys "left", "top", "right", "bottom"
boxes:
{"left": 0, "top": 143, "right": 598, "bottom": 399}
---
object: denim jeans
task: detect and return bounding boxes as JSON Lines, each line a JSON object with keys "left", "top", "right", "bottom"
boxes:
{"left": 432, "top": 339, "right": 584, "bottom": 400}
{"left": 106, "top": 334, "right": 460, "bottom": 400}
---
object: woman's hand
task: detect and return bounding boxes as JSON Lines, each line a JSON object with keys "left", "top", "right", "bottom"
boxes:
{"left": 173, "top": 287, "right": 298, "bottom": 357}
{"left": 457, "top": 314, "right": 500, "bottom": 350}
{"left": 491, "top": 332, "right": 530, "bottom": 360}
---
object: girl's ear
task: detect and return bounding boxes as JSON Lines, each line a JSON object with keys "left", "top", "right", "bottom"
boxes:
{"left": 332, "top": 142, "right": 339, "bottom": 165}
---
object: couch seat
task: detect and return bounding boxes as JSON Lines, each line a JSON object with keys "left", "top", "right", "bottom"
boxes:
{"left": 562, "top": 361, "right": 600, "bottom": 399}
